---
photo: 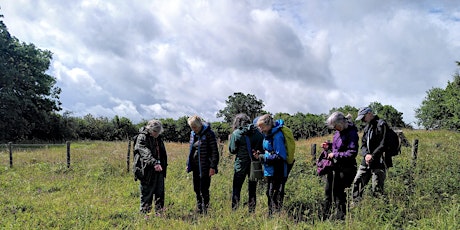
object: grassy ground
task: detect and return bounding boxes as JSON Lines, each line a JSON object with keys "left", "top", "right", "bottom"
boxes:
{"left": 0, "top": 129, "right": 459, "bottom": 229}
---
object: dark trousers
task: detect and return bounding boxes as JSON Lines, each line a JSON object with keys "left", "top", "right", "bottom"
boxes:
{"left": 139, "top": 171, "right": 165, "bottom": 213}
{"left": 323, "top": 167, "right": 355, "bottom": 220}
{"left": 266, "top": 176, "right": 285, "bottom": 215}
{"left": 279, "top": 162, "right": 294, "bottom": 206}
{"left": 232, "top": 168, "right": 257, "bottom": 212}
{"left": 192, "top": 169, "right": 211, "bottom": 213}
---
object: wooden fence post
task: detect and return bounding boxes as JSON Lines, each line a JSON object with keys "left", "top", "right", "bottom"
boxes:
{"left": 66, "top": 141, "right": 71, "bottom": 168}
{"left": 127, "top": 140, "right": 131, "bottom": 172}
{"left": 409, "top": 139, "right": 419, "bottom": 193}
{"left": 411, "top": 139, "right": 418, "bottom": 168}
{"left": 8, "top": 142, "right": 13, "bottom": 168}
{"left": 311, "top": 144, "right": 316, "bottom": 166}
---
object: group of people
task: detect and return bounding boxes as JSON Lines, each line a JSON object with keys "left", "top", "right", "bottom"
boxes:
{"left": 133, "top": 115, "right": 220, "bottom": 217}
{"left": 132, "top": 106, "right": 394, "bottom": 220}
{"left": 321, "top": 107, "right": 394, "bottom": 220}
{"left": 229, "top": 113, "right": 290, "bottom": 216}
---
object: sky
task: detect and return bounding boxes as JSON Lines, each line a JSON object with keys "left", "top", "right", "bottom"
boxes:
{"left": 2, "top": 0, "right": 460, "bottom": 127}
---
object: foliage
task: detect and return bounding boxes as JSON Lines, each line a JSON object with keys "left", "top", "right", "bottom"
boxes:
{"left": 0, "top": 18, "right": 61, "bottom": 142}
{"left": 217, "top": 92, "right": 265, "bottom": 123}
{"left": 1, "top": 104, "right": 407, "bottom": 144}
{"left": 159, "top": 118, "right": 180, "bottom": 142}
{"left": 368, "top": 102, "right": 406, "bottom": 128}
{"left": 0, "top": 130, "right": 459, "bottom": 229}
{"left": 274, "top": 112, "right": 329, "bottom": 140}
{"left": 174, "top": 116, "right": 192, "bottom": 143}
{"left": 210, "top": 121, "right": 231, "bottom": 141}
{"left": 416, "top": 67, "right": 460, "bottom": 130}
{"left": 329, "top": 105, "right": 359, "bottom": 121}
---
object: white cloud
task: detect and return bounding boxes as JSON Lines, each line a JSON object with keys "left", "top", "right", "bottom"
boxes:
{"left": 2, "top": 0, "right": 460, "bottom": 126}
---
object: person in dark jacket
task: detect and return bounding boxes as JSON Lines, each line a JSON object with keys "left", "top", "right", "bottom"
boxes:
{"left": 352, "top": 107, "right": 389, "bottom": 203}
{"left": 228, "top": 113, "right": 264, "bottom": 213}
{"left": 322, "top": 112, "right": 358, "bottom": 220}
{"left": 254, "top": 114, "right": 288, "bottom": 216}
{"left": 134, "top": 119, "right": 168, "bottom": 217}
{"left": 186, "top": 115, "right": 220, "bottom": 214}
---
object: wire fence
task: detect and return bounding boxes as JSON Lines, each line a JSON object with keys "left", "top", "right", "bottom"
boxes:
{"left": 1, "top": 142, "right": 71, "bottom": 168}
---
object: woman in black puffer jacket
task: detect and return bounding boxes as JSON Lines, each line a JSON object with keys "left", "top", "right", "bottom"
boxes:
{"left": 186, "top": 115, "right": 220, "bottom": 214}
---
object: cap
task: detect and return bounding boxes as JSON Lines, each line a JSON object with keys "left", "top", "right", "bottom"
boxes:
{"left": 356, "top": 107, "right": 372, "bottom": 121}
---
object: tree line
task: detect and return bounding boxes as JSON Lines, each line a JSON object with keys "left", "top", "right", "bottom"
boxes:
{"left": 1, "top": 15, "right": 459, "bottom": 143}
{"left": 0, "top": 96, "right": 407, "bottom": 143}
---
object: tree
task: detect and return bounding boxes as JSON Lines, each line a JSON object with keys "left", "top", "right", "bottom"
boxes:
{"left": 0, "top": 17, "right": 61, "bottom": 141}
{"left": 416, "top": 66, "right": 460, "bottom": 130}
{"left": 160, "top": 118, "right": 179, "bottom": 142}
{"left": 112, "top": 115, "right": 137, "bottom": 140}
{"left": 211, "top": 121, "right": 231, "bottom": 141}
{"left": 368, "top": 102, "right": 405, "bottom": 128}
{"left": 274, "top": 112, "right": 328, "bottom": 140}
{"left": 175, "top": 116, "right": 191, "bottom": 143}
{"left": 217, "top": 92, "right": 265, "bottom": 123}
{"left": 329, "top": 105, "right": 359, "bottom": 121}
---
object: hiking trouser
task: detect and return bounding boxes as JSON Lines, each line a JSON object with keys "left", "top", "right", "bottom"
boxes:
{"left": 232, "top": 167, "right": 257, "bottom": 212}
{"left": 323, "top": 167, "right": 355, "bottom": 220}
{"left": 352, "top": 165, "right": 386, "bottom": 202}
{"left": 139, "top": 171, "right": 165, "bottom": 213}
{"left": 192, "top": 169, "right": 211, "bottom": 213}
{"left": 266, "top": 176, "right": 285, "bottom": 215}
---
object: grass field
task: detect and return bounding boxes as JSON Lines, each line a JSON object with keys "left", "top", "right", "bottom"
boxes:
{"left": 1, "top": 129, "right": 459, "bottom": 229}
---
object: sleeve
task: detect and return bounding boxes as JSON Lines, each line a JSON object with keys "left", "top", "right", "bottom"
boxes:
{"left": 333, "top": 129, "right": 359, "bottom": 159}
{"left": 360, "top": 127, "right": 370, "bottom": 156}
{"left": 208, "top": 131, "right": 220, "bottom": 171}
{"left": 253, "top": 132, "right": 265, "bottom": 153}
{"left": 159, "top": 138, "right": 168, "bottom": 177}
{"left": 228, "top": 131, "right": 239, "bottom": 155}
{"left": 273, "top": 131, "right": 287, "bottom": 161}
{"left": 135, "top": 134, "right": 154, "bottom": 162}
{"left": 371, "top": 121, "right": 388, "bottom": 159}
{"left": 160, "top": 138, "right": 168, "bottom": 167}
{"left": 186, "top": 132, "right": 195, "bottom": 172}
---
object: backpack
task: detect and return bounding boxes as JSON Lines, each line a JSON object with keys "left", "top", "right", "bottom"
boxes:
{"left": 378, "top": 120, "right": 401, "bottom": 157}
{"left": 316, "top": 150, "right": 333, "bottom": 176}
{"left": 280, "top": 126, "right": 296, "bottom": 165}
{"left": 132, "top": 134, "right": 146, "bottom": 181}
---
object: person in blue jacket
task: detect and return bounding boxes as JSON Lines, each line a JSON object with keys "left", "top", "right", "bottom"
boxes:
{"left": 254, "top": 114, "right": 288, "bottom": 216}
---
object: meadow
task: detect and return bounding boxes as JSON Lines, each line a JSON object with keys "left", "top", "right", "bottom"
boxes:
{"left": 0, "top": 129, "right": 459, "bottom": 229}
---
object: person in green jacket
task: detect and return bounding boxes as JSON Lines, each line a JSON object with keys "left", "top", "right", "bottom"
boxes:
{"left": 228, "top": 113, "right": 264, "bottom": 213}
{"left": 134, "top": 119, "right": 168, "bottom": 217}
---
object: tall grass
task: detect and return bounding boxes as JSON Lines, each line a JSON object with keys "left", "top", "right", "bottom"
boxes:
{"left": 0, "top": 130, "right": 459, "bottom": 229}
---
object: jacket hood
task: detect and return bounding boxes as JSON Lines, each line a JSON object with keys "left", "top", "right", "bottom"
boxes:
{"left": 241, "top": 123, "right": 258, "bottom": 135}
{"left": 138, "top": 126, "right": 148, "bottom": 134}
{"left": 192, "top": 122, "right": 210, "bottom": 135}
{"left": 266, "top": 119, "right": 284, "bottom": 138}
{"left": 369, "top": 115, "right": 380, "bottom": 125}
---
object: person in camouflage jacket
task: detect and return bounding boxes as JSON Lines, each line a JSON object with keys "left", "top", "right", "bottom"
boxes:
{"left": 134, "top": 119, "right": 168, "bottom": 216}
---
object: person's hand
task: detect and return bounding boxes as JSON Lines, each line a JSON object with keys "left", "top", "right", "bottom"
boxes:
{"left": 209, "top": 168, "right": 216, "bottom": 177}
{"left": 154, "top": 164, "right": 163, "bottom": 172}
{"left": 321, "top": 142, "right": 329, "bottom": 150}
{"left": 365, "top": 154, "right": 373, "bottom": 165}
{"left": 253, "top": 150, "right": 260, "bottom": 159}
{"left": 327, "top": 152, "right": 334, "bottom": 159}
